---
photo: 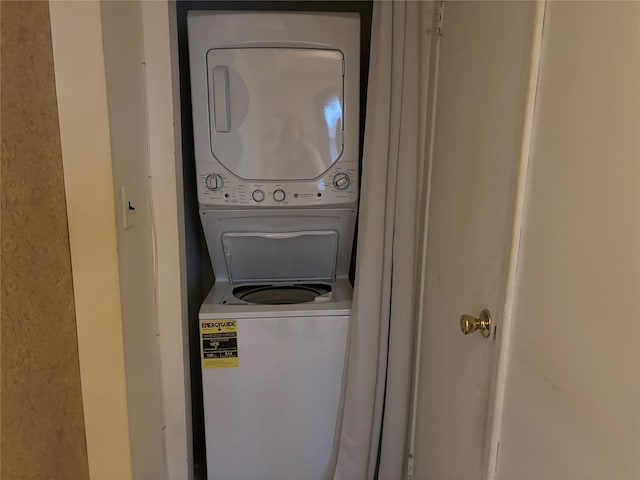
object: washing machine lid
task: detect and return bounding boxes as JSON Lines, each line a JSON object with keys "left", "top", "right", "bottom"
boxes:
{"left": 221, "top": 230, "right": 338, "bottom": 283}
{"left": 207, "top": 47, "right": 344, "bottom": 181}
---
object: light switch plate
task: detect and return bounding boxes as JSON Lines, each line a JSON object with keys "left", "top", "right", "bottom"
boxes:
{"left": 121, "top": 184, "right": 136, "bottom": 230}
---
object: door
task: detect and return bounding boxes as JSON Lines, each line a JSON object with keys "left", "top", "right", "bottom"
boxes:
{"left": 411, "top": 2, "right": 537, "bottom": 478}
{"left": 206, "top": 48, "right": 345, "bottom": 181}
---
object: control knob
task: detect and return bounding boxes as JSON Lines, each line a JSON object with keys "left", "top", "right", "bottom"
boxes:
{"left": 205, "top": 174, "right": 223, "bottom": 192}
{"left": 333, "top": 172, "right": 351, "bottom": 190}
{"left": 252, "top": 189, "right": 265, "bottom": 203}
{"left": 273, "top": 189, "right": 286, "bottom": 202}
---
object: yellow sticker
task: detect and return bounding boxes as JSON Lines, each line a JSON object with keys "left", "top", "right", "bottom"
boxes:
{"left": 200, "top": 319, "right": 239, "bottom": 369}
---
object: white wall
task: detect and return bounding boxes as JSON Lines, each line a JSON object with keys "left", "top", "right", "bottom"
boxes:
{"left": 51, "top": 2, "right": 190, "bottom": 479}
{"left": 141, "top": 2, "right": 193, "bottom": 478}
{"left": 99, "top": 2, "right": 167, "bottom": 479}
{"left": 49, "top": 3, "right": 133, "bottom": 479}
{"left": 497, "top": 2, "right": 640, "bottom": 478}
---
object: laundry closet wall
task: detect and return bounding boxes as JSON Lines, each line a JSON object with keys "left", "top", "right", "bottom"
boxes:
{"left": 50, "top": 1, "right": 189, "bottom": 479}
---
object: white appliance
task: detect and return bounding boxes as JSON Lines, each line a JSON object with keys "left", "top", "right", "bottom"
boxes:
{"left": 188, "top": 11, "right": 359, "bottom": 209}
{"left": 188, "top": 11, "right": 360, "bottom": 480}
{"left": 199, "top": 278, "right": 352, "bottom": 480}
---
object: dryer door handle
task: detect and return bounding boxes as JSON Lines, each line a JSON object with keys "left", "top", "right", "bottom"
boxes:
{"left": 212, "top": 66, "right": 231, "bottom": 132}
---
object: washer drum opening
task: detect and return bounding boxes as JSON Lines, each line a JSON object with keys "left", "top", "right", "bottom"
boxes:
{"left": 232, "top": 283, "right": 332, "bottom": 305}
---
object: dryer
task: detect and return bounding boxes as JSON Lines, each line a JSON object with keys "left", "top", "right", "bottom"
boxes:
{"left": 188, "top": 11, "right": 359, "bottom": 209}
{"left": 188, "top": 11, "right": 360, "bottom": 480}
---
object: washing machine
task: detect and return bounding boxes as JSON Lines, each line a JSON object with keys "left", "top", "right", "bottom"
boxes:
{"left": 188, "top": 11, "right": 360, "bottom": 480}
{"left": 199, "top": 277, "right": 352, "bottom": 480}
{"left": 197, "top": 207, "right": 356, "bottom": 480}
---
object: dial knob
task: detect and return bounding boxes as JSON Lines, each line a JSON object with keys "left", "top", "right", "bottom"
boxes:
{"left": 252, "top": 189, "right": 265, "bottom": 203}
{"left": 333, "top": 172, "right": 351, "bottom": 190}
{"left": 205, "top": 174, "right": 223, "bottom": 192}
{"left": 273, "top": 189, "right": 286, "bottom": 202}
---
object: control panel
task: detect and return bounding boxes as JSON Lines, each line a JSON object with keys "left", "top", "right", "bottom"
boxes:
{"left": 197, "top": 162, "right": 358, "bottom": 207}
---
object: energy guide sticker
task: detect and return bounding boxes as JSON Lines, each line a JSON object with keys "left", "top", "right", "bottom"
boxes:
{"left": 200, "top": 319, "right": 239, "bottom": 369}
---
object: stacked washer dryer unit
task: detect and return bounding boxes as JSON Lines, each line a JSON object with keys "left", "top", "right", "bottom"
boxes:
{"left": 188, "top": 11, "right": 360, "bottom": 480}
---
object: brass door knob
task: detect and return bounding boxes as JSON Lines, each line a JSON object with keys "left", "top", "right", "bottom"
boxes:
{"left": 460, "top": 309, "right": 493, "bottom": 338}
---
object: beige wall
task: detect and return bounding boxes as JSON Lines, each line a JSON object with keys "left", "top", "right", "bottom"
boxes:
{"left": 497, "top": 2, "right": 640, "bottom": 478}
{"left": 0, "top": 1, "right": 90, "bottom": 478}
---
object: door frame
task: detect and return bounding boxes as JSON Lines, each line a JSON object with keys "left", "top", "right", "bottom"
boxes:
{"left": 484, "top": 2, "right": 546, "bottom": 477}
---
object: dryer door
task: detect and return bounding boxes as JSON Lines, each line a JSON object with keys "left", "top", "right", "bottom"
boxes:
{"left": 206, "top": 48, "right": 344, "bottom": 181}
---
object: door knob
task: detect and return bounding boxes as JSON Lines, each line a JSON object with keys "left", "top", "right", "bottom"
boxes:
{"left": 460, "top": 309, "right": 493, "bottom": 338}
